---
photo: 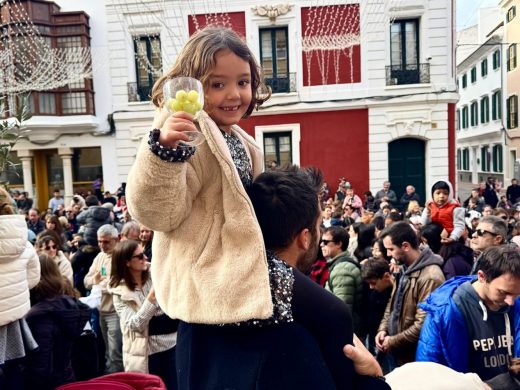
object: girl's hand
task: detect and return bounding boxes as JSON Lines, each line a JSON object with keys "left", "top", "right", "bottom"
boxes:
{"left": 159, "top": 111, "right": 198, "bottom": 148}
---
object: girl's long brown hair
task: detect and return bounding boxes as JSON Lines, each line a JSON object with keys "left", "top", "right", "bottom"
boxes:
{"left": 109, "top": 239, "right": 149, "bottom": 291}
{"left": 30, "top": 254, "right": 77, "bottom": 304}
{"left": 151, "top": 27, "right": 271, "bottom": 118}
{"left": 0, "top": 188, "right": 15, "bottom": 215}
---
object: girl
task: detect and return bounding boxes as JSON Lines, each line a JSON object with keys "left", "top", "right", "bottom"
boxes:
{"left": 36, "top": 234, "right": 73, "bottom": 283}
{"left": 26, "top": 254, "right": 91, "bottom": 390}
{"left": 109, "top": 240, "right": 177, "bottom": 389}
{"left": 126, "top": 27, "right": 272, "bottom": 323}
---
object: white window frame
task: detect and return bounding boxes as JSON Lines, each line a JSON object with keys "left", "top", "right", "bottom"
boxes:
{"left": 254, "top": 123, "right": 301, "bottom": 166}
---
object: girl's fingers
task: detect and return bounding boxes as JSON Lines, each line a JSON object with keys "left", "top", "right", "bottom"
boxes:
{"left": 159, "top": 130, "right": 191, "bottom": 146}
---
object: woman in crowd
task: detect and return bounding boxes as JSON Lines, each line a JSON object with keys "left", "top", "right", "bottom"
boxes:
{"left": 347, "top": 222, "right": 361, "bottom": 257}
{"left": 36, "top": 234, "right": 73, "bottom": 283}
{"left": 25, "top": 254, "right": 91, "bottom": 390}
{"left": 405, "top": 200, "right": 421, "bottom": 218}
{"left": 109, "top": 240, "right": 177, "bottom": 389}
{"left": 354, "top": 223, "right": 376, "bottom": 262}
{"left": 0, "top": 188, "right": 40, "bottom": 389}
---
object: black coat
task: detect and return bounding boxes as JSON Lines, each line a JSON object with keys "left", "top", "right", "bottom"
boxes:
{"left": 25, "top": 296, "right": 91, "bottom": 390}
{"left": 76, "top": 206, "right": 112, "bottom": 246}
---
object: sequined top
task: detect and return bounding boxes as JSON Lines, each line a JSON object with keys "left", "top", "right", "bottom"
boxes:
{"left": 221, "top": 130, "right": 253, "bottom": 189}
{"left": 230, "top": 251, "right": 294, "bottom": 327}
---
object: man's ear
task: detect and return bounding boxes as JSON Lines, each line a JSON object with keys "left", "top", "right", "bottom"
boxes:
{"left": 296, "top": 228, "right": 311, "bottom": 251}
{"left": 476, "top": 269, "right": 487, "bottom": 283}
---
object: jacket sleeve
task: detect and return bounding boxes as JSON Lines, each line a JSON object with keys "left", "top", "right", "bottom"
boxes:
{"left": 352, "top": 195, "right": 362, "bottom": 209}
{"left": 449, "top": 207, "right": 466, "bottom": 241}
{"left": 415, "top": 312, "right": 445, "bottom": 363}
{"left": 126, "top": 135, "right": 204, "bottom": 233}
{"left": 83, "top": 253, "right": 100, "bottom": 290}
{"left": 25, "top": 243, "right": 40, "bottom": 289}
{"left": 26, "top": 315, "right": 54, "bottom": 383}
{"left": 112, "top": 293, "right": 158, "bottom": 333}
{"left": 387, "top": 191, "right": 397, "bottom": 204}
{"left": 328, "top": 263, "right": 359, "bottom": 311}
{"left": 387, "top": 274, "right": 444, "bottom": 350}
{"left": 378, "top": 286, "right": 396, "bottom": 334}
{"left": 76, "top": 209, "right": 88, "bottom": 225}
{"left": 421, "top": 206, "right": 431, "bottom": 226}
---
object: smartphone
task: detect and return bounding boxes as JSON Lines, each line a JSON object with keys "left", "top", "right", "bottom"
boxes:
{"left": 100, "top": 266, "right": 107, "bottom": 277}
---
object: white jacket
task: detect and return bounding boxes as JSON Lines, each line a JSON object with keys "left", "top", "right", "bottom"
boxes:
{"left": 0, "top": 215, "right": 40, "bottom": 326}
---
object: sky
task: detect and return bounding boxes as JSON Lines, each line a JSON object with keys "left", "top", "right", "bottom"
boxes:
{"left": 456, "top": 0, "right": 500, "bottom": 30}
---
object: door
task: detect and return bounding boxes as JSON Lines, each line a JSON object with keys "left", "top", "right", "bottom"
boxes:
{"left": 388, "top": 138, "right": 426, "bottom": 208}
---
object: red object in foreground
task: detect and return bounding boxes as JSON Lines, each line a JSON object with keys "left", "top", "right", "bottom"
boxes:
{"left": 56, "top": 372, "right": 167, "bottom": 390}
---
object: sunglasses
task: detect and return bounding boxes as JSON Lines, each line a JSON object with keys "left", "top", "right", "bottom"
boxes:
{"left": 132, "top": 252, "right": 145, "bottom": 260}
{"left": 476, "top": 229, "right": 498, "bottom": 237}
{"left": 320, "top": 239, "right": 335, "bottom": 246}
{"left": 45, "top": 245, "right": 57, "bottom": 250}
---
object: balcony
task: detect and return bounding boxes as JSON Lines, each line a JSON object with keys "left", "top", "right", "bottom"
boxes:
{"left": 265, "top": 72, "right": 296, "bottom": 94}
{"left": 386, "top": 63, "right": 430, "bottom": 86}
{"left": 127, "top": 82, "right": 152, "bottom": 102}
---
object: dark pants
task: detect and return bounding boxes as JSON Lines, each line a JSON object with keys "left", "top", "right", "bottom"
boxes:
{"left": 149, "top": 346, "right": 176, "bottom": 390}
{"left": 0, "top": 358, "right": 27, "bottom": 390}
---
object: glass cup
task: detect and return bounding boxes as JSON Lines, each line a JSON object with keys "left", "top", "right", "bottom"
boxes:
{"left": 163, "top": 77, "right": 205, "bottom": 147}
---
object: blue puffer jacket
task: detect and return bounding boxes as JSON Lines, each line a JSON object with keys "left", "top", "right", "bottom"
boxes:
{"left": 416, "top": 275, "right": 520, "bottom": 372}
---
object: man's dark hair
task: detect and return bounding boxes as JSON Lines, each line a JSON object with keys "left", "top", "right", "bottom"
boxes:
{"left": 420, "top": 222, "right": 444, "bottom": 254}
{"left": 248, "top": 165, "right": 323, "bottom": 251}
{"left": 361, "top": 258, "right": 391, "bottom": 280}
{"left": 380, "top": 221, "right": 419, "bottom": 249}
{"left": 372, "top": 216, "right": 385, "bottom": 231}
{"left": 387, "top": 211, "right": 403, "bottom": 222}
{"left": 85, "top": 195, "right": 99, "bottom": 207}
{"left": 479, "top": 245, "right": 520, "bottom": 282}
{"left": 324, "top": 226, "right": 349, "bottom": 251}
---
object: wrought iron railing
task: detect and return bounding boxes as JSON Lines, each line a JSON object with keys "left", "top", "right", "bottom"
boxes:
{"left": 265, "top": 72, "right": 296, "bottom": 93}
{"left": 386, "top": 63, "right": 430, "bottom": 86}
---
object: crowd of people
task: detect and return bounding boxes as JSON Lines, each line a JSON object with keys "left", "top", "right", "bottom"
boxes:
{"left": 3, "top": 24, "right": 520, "bottom": 390}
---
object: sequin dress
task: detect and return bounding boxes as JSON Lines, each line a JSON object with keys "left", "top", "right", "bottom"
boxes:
{"left": 221, "top": 131, "right": 253, "bottom": 189}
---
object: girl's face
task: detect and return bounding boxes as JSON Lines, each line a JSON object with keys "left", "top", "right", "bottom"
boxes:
{"left": 372, "top": 242, "right": 382, "bottom": 258}
{"left": 43, "top": 240, "right": 57, "bottom": 257}
{"left": 433, "top": 189, "right": 449, "bottom": 206}
{"left": 204, "top": 49, "right": 252, "bottom": 131}
{"left": 46, "top": 220, "right": 56, "bottom": 230}
{"left": 126, "top": 246, "right": 148, "bottom": 272}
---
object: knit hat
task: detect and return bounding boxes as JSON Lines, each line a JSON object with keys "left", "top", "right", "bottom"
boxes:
{"left": 465, "top": 210, "right": 481, "bottom": 229}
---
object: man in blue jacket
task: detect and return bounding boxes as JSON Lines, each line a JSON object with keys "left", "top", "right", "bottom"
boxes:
{"left": 417, "top": 245, "right": 520, "bottom": 382}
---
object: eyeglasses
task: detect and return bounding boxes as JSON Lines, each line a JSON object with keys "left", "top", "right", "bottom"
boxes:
{"left": 476, "top": 229, "right": 498, "bottom": 237}
{"left": 45, "top": 245, "right": 57, "bottom": 250}
{"left": 320, "top": 239, "right": 335, "bottom": 246}
{"left": 132, "top": 252, "right": 145, "bottom": 260}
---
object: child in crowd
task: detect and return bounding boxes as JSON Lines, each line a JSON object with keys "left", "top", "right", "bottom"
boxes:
{"left": 421, "top": 180, "right": 465, "bottom": 244}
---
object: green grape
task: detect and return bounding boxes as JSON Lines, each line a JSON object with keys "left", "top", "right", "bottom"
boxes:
{"left": 176, "top": 90, "right": 188, "bottom": 101}
{"left": 187, "top": 90, "right": 199, "bottom": 103}
{"left": 182, "top": 102, "right": 196, "bottom": 115}
{"left": 167, "top": 98, "right": 182, "bottom": 112}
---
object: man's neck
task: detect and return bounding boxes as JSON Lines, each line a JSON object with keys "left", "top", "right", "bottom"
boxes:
{"left": 403, "top": 248, "right": 421, "bottom": 267}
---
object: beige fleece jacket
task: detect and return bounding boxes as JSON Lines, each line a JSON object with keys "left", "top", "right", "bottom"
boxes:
{"left": 126, "top": 110, "right": 272, "bottom": 324}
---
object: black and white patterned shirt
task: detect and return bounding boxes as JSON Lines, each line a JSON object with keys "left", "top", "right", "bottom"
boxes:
{"left": 221, "top": 131, "right": 253, "bottom": 189}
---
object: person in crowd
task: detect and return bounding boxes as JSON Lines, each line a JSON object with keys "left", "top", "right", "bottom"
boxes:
{"left": 59, "top": 215, "right": 73, "bottom": 244}
{"left": 139, "top": 224, "right": 154, "bottom": 261}
{"left": 375, "top": 181, "right": 397, "bottom": 208}
{"left": 507, "top": 178, "right": 520, "bottom": 205}
{"left": 83, "top": 224, "right": 123, "bottom": 373}
{"left": 36, "top": 234, "right": 73, "bottom": 283}
{"left": 417, "top": 245, "right": 520, "bottom": 385}
{"left": 15, "top": 191, "right": 33, "bottom": 214}
{"left": 363, "top": 191, "right": 376, "bottom": 212}
{"left": 71, "top": 240, "right": 100, "bottom": 297}
{"left": 92, "top": 174, "right": 103, "bottom": 201}
{"left": 482, "top": 204, "right": 494, "bottom": 216}
{"left": 27, "top": 207, "right": 45, "bottom": 236}
{"left": 321, "top": 226, "right": 363, "bottom": 334}
{"left": 465, "top": 210, "right": 481, "bottom": 237}
{"left": 421, "top": 180, "right": 465, "bottom": 244}
{"left": 70, "top": 193, "right": 86, "bottom": 209}
{"left": 497, "top": 195, "right": 513, "bottom": 210}
{"left": 405, "top": 200, "right": 421, "bottom": 219}
{"left": 399, "top": 185, "right": 420, "bottom": 212}
{"left": 483, "top": 176, "right": 499, "bottom": 208}
{"left": 375, "top": 202, "right": 391, "bottom": 219}
{"left": 470, "top": 215, "right": 508, "bottom": 273}
{"left": 109, "top": 240, "right": 177, "bottom": 389}
{"left": 321, "top": 205, "right": 333, "bottom": 228}
{"left": 25, "top": 254, "right": 91, "bottom": 390}
{"left": 103, "top": 191, "right": 117, "bottom": 206}
{"left": 65, "top": 206, "right": 79, "bottom": 234}
{"left": 76, "top": 194, "right": 112, "bottom": 247}
{"left": 48, "top": 189, "right": 64, "bottom": 213}
{"left": 420, "top": 222, "right": 443, "bottom": 254}
{"left": 361, "top": 259, "right": 394, "bottom": 359}
{"left": 343, "top": 187, "right": 364, "bottom": 215}
{"left": 176, "top": 165, "right": 388, "bottom": 389}
{"left": 376, "top": 221, "right": 445, "bottom": 368}
{"left": 464, "top": 188, "right": 485, "bottom": 213}
{"left": 372, "top": 216, "right": 386, "bottom": 238}
{"left": 354, "top": 223, "right": 376, "bottom": 262}
{"left": 121, "top": 220, "right": 141, "bottom": 241}
{"left": 0, "top": 188, "right": 40, "bottom": 389}
{"left": 438, "top": 235, "right": 474, "bottom": 280}
{"left": 44, "top": 214, "right": 68, "bottom": 249}
{"left": 335, "top": 178, "right": 347, "bottom": 203}
{"left": 384, "top": 211, "right": 403, "bottom": 227}
{"left": 511, "top": 221, "right": 520, "bottom": 247}
{"left": 347, "top": 222, "right": 361, "bottom": 256}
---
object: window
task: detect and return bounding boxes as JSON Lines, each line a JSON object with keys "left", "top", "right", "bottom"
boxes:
{"left": 508, "top": 6, "right": 516, "bottom": 23}
{"left": 134, "top": 35, "right": 162, "bottom": 101}
{"left": 493, "top": 49, "right": 501, "bottom": 70}
{"left": 480, "top": 96, "right": 489, "bottom": 124}
{"left": 260, "top": 27, "right": 289, "bottom": 93}
{"left": 457, "top": 149, "right": 461, "bottom": 170}
{"left": 456, "top": 109, "right": 460, "bottom": 130}
{"left": 493, "top": 145, "right": 503, "bottom": 172}
{"left": 508, "top": 44, "right": 517, "bottom": 71}
{"left": 471, "top": 67, "right": 477, "bottom": 83}
{"left": 263, "top": 132, "right": 292, "bottom": 168}
{"left": 481, "top": 59, "right": 488, "bottom": 77}
{"left": 462, "top": 106, "right": 469, "bottom": 129}
{"left": 390, "top": 19, "right": 422, "bottom": 85}
{"left": 61, "top": 92, "right": 87, "bottom": 114}
{"left": 462, "top": 149, "right": 470, "bottom": 171}
{"left": 470, "top": 101, "right": 478, "bottom": 126}
{"left": 38, "top": 93, "right": 56, "bottom": 115}
{"left": 481, "top": 146, "right": 490, "bottom": 172}
{"left": 508, "top": 95, "right": 518, "bottom": 129}
{"left": 462, "top": 74, "right": 467, "bottom": 88}
{"left": 492, "top": 90, "right": 502, "bottom": 120}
